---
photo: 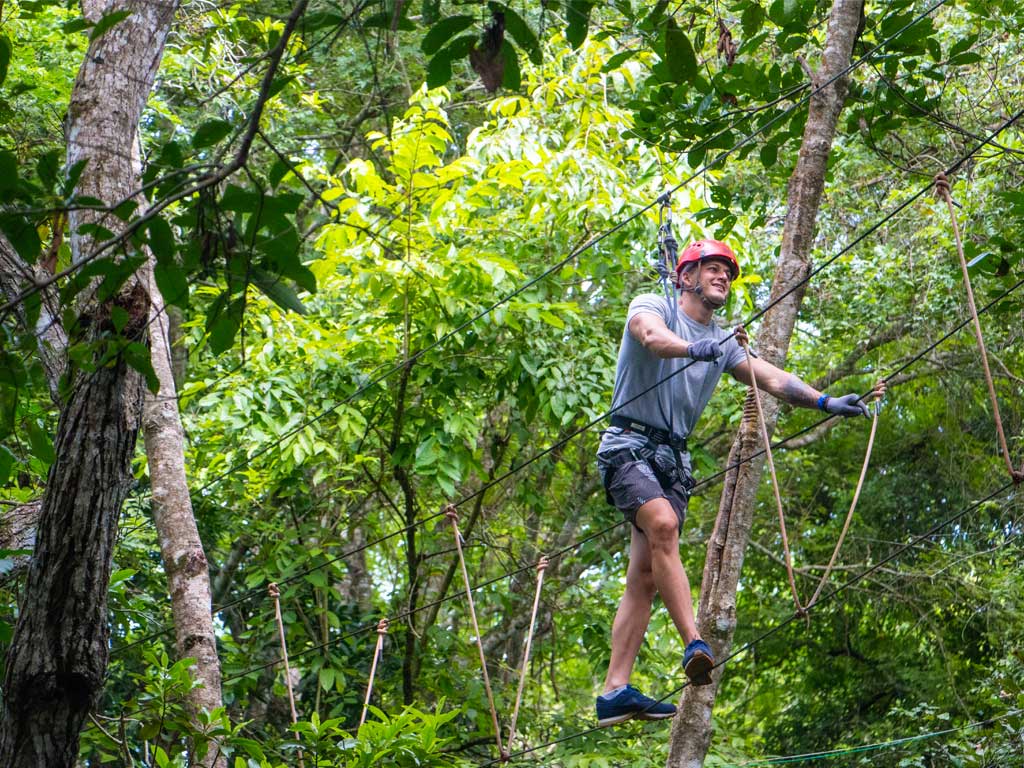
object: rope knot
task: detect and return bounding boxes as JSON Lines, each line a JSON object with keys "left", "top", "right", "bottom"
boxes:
{"left": 376, "top": 618, "right": 389, "bottom": 635}
{"left": 267, "top": 582, "right": 280, "bottom": 599}
{"left": 443, "top": 503, "right": 459, "bottom": 524}
{"left": 933, "top": 172, "right": 951, "bottom": 198}
{"left": 536, "top": 555, "right": 549, "bottom": 573}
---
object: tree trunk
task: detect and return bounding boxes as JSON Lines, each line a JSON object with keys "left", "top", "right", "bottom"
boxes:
{"left": 0, "top": 2, "right": 179, "bottom": 766}
{"left": 141, "top": 263, "right": 225, "bottom": 767}
{"left": 666, "top": 2, "right": 864, "bottom": 765}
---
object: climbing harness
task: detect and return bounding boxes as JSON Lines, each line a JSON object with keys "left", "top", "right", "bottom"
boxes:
{"left": 358, "top": 618, "right": 389, "bottom": 728}
{"left": 934, "top": 172, "right": 1024, "bottom": 485}
{"left": 444, "top": 504, "right": 504, "bottom": 758}
{"left": 505, "top": 556, "right": 549, "bottom": 761}
{"left": 268, "top": 583, "right": 304, "bottom": 765}
{"left": 737, "top": 334, "right": 885, "bottom": 615}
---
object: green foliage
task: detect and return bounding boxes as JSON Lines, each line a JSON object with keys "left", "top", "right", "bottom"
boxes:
{"left": 1, "top": 1, "right": 1023, "bottom": 766}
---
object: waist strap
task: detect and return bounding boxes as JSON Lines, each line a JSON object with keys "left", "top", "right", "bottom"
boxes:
{"left": 609, "top": 415, "right": 688, "bottom": 452}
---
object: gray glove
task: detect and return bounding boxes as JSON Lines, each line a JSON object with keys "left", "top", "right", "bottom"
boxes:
{"left": 822, "top": 393, "right": 869, "bottom": 418}
{"left": 687, "top": 339, "right": 723, "bottom": 362}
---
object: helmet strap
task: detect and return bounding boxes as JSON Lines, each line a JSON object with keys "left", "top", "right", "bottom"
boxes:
{"left": 680, "top": 261, "right": 726, "bottom": 309}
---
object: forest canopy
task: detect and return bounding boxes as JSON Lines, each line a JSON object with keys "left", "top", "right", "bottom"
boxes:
{"left": 0, "top": 1, "right": 1022, "bottom": 766}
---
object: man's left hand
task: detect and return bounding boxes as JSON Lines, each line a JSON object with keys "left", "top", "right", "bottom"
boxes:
{"left": 823, "top": 393, "right": 869, "bottom": 418}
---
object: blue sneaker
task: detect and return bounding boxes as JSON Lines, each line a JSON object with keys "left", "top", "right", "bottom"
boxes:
{"left": 684, "top": 639, "right": 714, "bottom": 686}
{"left": 596, "top": 685, "right": 676, "bottom": 727}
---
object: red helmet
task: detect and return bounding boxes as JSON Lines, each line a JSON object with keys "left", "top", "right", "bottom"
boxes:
{"left": 675, "top": 239, "right": 740, "bottom": 282}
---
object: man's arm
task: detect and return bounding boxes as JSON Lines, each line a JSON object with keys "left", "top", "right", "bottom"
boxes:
{"left": 628, "top": 313, "right": 721, "bottom": 361}
{"left": 730, "top": 355, "right": 870, "bottom": 416}
{"left": 730, "top": 356, "right": 821, "bottom": 407}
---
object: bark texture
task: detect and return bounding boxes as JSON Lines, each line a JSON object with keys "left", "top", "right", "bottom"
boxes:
{"left": 0, "top": 500, "right": 40, "bottom": 584}
{"left": 666, "top": 2, "right": 864, "bottom": 766}
{"left": 0, "top": 2, "right": 179, "bottom": 766}
{"left": 0, "top": 240, "right": 67, "bottom": 402}
{"left": 142, "top": 264, "right": 225, "bottom": 767}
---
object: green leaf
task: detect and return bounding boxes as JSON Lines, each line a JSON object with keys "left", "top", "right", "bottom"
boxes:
{"left": 421, "top": 15, "right": 475, "bottom": 56}
{"left": 601, "top": 49, "right": 637, "bottom": 72}
{"left": 124, "top": 342, "right": 159, "bottom": 393}
{"left": 154, "top": 260, "right": 189, "bottom": 308}
{"left": 0, "top": 36, "right": 11, "bottom": 89}
{"left": 0, "top": 444, "right": 15, "bottom": 484}
{"left": 426, "top": 51, "right": 454, "bottom": 89}
{"left": 252, "top": 267, "right": 307, "bottom": 315}
{"left": 566, "top": 0, "right": 593, "bottom": 49}
{"left": 37, "top": 149, "right": 61, "bottom": 191}
{"left": 146, "top": 216, "right": 175, "bottom": 263}
{"left": 0, "top": 214, "right": 41, "bottom": 263}
{"left": 192, "top": 119, "right": 233, "bottom": 149}
{"left": 495, "top": 3, "right": 541, "bottom": 64}
{"left": 664, "top": 18, "right": 697, "bottom": 83}
{"left": 741, "top": 3, "right": 766, "bottom": 35}
{"left": 61, "top": 18, "right": 91, "bottom": 35}
{"left": 206, "top": 293, "right": 245, "bottom": 355}
{"left": 89, "top": 9, "right": 132, "bottom": 41}
{"left": 501, "top": 40, "right": 521, "bottom": 90}
{"left": 25, "top": 419, "right": 55, "bottom": 466}
{"left": 63, "top": 159, "right": 88, "bottom": 197}
{"left": 0, "top": 151, "right": 18, "bottom": 195}
{"left": 319, "top": 667, "right": 336, "bottom": 691}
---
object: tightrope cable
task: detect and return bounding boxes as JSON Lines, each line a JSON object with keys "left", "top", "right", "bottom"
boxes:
{"left": 728, "top": 708, "right": 1022, "bottom": 767}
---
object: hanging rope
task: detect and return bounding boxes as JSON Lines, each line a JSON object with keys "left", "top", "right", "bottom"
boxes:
{"left": 269, "top": 583, "right": 304, "bottom": 766}
{"left": 359, "top": 618, "right": 389, "bottom": 728}
{"left": 504, "top": 556, "right": 549, "bottom": 762}
{"left": 806, "top": 381, "right": 885, "bottom": 608}
{"left": 444, "top": 504, "right": 504, "bottom": 758}
{"left": 738, "top": 334, "right": 886, "bottom": 615}
{"left": 738, "top": 337, "right": 807, "bottom": 614}
{"left": 934, "top": 172, "right": 1024, "bottom": 485}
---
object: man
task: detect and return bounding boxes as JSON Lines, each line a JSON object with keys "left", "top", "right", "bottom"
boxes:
{"left": 594, "top": 239, "right": 868, "bottom": 726}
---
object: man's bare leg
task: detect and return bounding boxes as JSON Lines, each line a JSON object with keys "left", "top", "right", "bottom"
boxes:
{"left": 603, "top": 498, "right": 701, "bottom": 692}
{"left": 603, "top": 525, "right": 655, "bottom": 692}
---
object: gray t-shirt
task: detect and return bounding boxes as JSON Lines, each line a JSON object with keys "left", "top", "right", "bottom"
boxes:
{"left": 597, "top": 293, "right": 745, "bottom": 463}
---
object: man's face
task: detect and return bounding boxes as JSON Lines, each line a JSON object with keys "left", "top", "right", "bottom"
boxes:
{"left": 683, "top": 258, "right": 733, "bottom": 304}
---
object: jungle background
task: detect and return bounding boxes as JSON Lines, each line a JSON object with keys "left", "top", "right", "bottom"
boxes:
{"left": 0, "top": 0, "right": 1022, "bottom": 766}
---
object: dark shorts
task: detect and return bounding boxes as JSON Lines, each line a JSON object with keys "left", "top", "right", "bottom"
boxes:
{"left": 600, "top": 448, "right": 694, "bottom": 533}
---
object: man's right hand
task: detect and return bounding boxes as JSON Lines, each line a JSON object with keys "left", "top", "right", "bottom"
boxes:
{"left": 687, "top": 339, "right": 723, "bottom": 362}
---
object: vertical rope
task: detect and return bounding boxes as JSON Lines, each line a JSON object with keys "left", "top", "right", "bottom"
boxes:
{"left": 444, "top": 504, "right": 504, "bottom": 757}
{"left": 935, "top": 173, "right": 1023, "bottom": 485}
{"left": 359, "top": 619, "right": 389, "bottom": 728}
{"left": 807, "top": 382, "right": 885, "bottom": 608}
{"left": 504, "top": 556, "right": 549, "bottom": 761}
{"left": 739, "top": 341, "right": 806, "bottom": 614}
{"left": 269, "top": 583, "right": 304, "bottom": 767}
